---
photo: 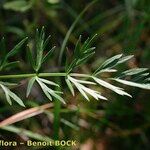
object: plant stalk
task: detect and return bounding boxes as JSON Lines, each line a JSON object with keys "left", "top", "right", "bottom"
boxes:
{"left": 0, "top": 73, "right": 90, "bottom": 79}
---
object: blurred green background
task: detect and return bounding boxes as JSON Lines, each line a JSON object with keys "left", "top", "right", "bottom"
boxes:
{"left": 0, "top": 0, "right": 150, "bottom": 149}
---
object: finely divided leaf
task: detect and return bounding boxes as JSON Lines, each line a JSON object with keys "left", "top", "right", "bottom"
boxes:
{"left": 35, "top": 77, "right": 65, "bottom": 104}
{"left": 26, "top": 77, "right": 36, "bottom": 97}
{"left": 42, "top": 46, "right": 56, "bottom": 63}
{"left": 68, "top": 76, "right": 107, "bottom": 101}
{"left": 0, "top": 84, "right": 12, "bottom": 105}
{"left": 94, "top": 54, "right": 135, "bottom": 76}
{"left": 6, "top": 37, "right": 28, "bottom": 58}
{"left": 94, "top": 54, "right": 123, "bottom": 75}
{"left": 0, "top": 37, "right": 28, "bottom": 70}
{"left": 66, "top": 35, "right": 97, "bottom": 73}
{"left": 3, "top": 61, "right": 20, "bottom": 69}
{"left": 121, "top": 68, "right": 149, "bottom": 76}
{"left": 8, "top": 90, "right": 25, "bottom": 107}
{"left": 27, "top": 45, "right": 35, "bottom": 70}
{"left": 93, "top": 77, "right": 132, "bottom": 97}
{"left": 113, "top": 78, "right": 150, "bottom": 90}
{"left": 35, "top": 28, "right": 45, "bottom": 72}
{"left": 97, "top": 69, "right": 117, "bottom": 74}
{"left": 32, "top": 27, "right": 55, "bottom": 72}
{"left": 117, "top": 55, "right": 134, "bottom": 64}
{"left": 38, "top": 78, "right": 59, "bottom": 87}
{"left": 0, "top": 84, "right": 25, "bottom": 107}
{"left": 65, "top": 77, "right": 75, "bottom": 96}
{"left": 99, "top": 54, "right": 123, "bottom": 69}
{"left": 132, "top": 73, "right": 150, "bottom": 82}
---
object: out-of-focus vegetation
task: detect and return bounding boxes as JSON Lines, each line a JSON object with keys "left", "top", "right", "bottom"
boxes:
{"left": 0, "top": 0, "right": 150, "bottom": 149}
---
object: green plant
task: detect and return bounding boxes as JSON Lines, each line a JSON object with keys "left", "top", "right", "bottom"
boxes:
{"left": 0, "top": 28, "right": 150, "bottom": 107}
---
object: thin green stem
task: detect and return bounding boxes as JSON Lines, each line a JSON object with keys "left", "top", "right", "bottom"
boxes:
{"left": 38, "top": 73, "right": 66, "bottom": 77}
{"left": 0, "top": 73, "right": 91, "bottom": 79}
{"left": 58, "top": 0, "right": 97, "bottom": 65}
{"left": 0, "top": 73, "right": 36, "bottom": 79}
{"left": 53, "top": 77, "right": 61, "bottom": 140}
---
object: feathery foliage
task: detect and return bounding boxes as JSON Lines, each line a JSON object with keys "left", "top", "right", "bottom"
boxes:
{"left": 0, "top": 29, "right": 149, "bottom": 107}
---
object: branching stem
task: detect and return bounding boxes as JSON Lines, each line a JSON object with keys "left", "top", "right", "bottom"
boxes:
{"left": 0, "top": 73, "right": 91, "bottom": 79}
